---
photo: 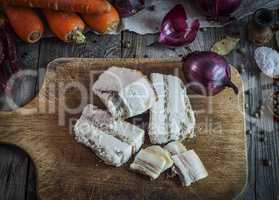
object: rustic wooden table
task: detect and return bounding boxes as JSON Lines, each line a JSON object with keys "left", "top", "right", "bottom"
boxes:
{"left": 0, "top": 8, "right": 279, "bottom": 200}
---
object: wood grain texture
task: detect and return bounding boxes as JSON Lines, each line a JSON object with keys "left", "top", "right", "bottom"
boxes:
{"left": 233, "top": 0, "right": 279, "bottom": 19}
{"left": 0, "top": 143, "right": 37, "bottom": 200}
{"left": 251, "top": 26, "right": 279, "bottom": 200}
{"left": 0, "top": 58, "right": 246, "bottom": 200}
{"left": 237, "top": 13, "right": 279, "bottom": 200}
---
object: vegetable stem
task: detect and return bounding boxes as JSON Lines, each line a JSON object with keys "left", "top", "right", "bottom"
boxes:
{"left": 71, "top": 30, "right": 86, "bottom": 44}
{"left": 29, "top": 31, "right": 42, "bottom": 43}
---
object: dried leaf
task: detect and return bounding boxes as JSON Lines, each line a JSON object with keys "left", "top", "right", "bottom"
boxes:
{"left": 211, "top": 37, "right": 240, "bottom": 56}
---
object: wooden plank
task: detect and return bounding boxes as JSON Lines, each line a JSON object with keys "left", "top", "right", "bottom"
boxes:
{"left": 224, "top": 16, "right": 257, "bottom": 200}
{"left": 237, "top": 39, "right": 258, "bottom": 200}
{"left": 121, "top": 31, "right": 179, "bottom": 58}
{"left": 0, "top": 58, "right": 246, "bottom": 200}
{"left": 234, "top": 11, "right": 279, "bottom": 200}
{"left": 234, "top": 0, "right": 279, "bottom": 19}
{"left": 253, "top": 19, "right": 279, "bottom": 199}
{"left": 239, "top": 40, "right": 257, "bottom": 200}
{"left": 0, "top": 143, "right": 37, "bottom": 200}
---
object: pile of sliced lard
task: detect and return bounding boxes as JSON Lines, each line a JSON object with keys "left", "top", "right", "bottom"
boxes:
{"left": 73, "top": 66, "right": 208, "bottom": 186}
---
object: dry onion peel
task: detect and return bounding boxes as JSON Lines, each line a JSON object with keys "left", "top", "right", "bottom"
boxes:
{"left": 159, "top": 4, "right": 200, "bottom": 47}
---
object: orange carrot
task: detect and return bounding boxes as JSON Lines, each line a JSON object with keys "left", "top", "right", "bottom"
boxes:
{"left": 3, "top": 0, "right": 112, "bottom": 14}
{"left": 4, "top": 6, "right": 44, "bottom": 43}
{"left": 42, "top": 9, "right": 86, "bottom": 43}
{"left": 81, "top": 6, "right": 120, "bottom": 34}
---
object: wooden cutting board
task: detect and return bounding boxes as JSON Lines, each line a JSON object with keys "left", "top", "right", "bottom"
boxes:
{"left": 0, "top": 58, "right": 247, "bottom": 200}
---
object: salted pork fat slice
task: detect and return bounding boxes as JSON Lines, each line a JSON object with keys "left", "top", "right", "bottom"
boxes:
{"left": 164, "top": 141, "right": 208, "bottom": 187}
{"left": 148, "top": 73, "right": 196, "bottom": 144}
{"left": 164, "top": 141, "right": 187, "bottom": 156}
{"left": 130, "top": 145, "right": 173, "bottom": 180}
{"left": 92, "top": 66, "right": 156, "bottom": 119}
{"left": 145, "top": 146, "right": 174, "bottom": 171}
{"left": 172, "top": 150, "right": 208, "bottom": 186}
{"left": 74, "top": 104, "right": 145, "bottom": 167}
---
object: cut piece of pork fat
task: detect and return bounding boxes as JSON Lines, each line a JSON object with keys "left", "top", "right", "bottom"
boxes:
{"left": 74, "top": 104, "right": 145, "bottom": 167}
{"left": 130, "top": 145, "right": 173, "bottom": 180}
{"left": 145, "top": 146, "right": 174, "bottom": 171}
{"left": 92, "top": 67, "right": 156, "bottom": 119}
{"left": 164, "top": 142, "right": 208, "bottom": 186}
{"left": 164, "top": 141, "right": 187, "bottom": 156}
{"left": 148, "top": 73, "right": 196, "bottom": 144}
{"left": 172, "top": 150, "right": 208, "bottom": 187}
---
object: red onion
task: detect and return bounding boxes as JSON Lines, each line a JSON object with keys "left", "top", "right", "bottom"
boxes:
{"left": 112, "top": 0, "right": 144, "bottom": 17}
{"left": 159, "top": 4, "right": 200, "bottom": 47}
{"left": 182, "top": 51, "right": 238, "bottom": 96}
{"left": 196, "top": 0, "right": 241, "bottom": 18}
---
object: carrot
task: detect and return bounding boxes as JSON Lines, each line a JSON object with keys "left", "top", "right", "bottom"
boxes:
{"left": 81, "top": 6, "right": 120, "bottom": 34}
{"left": 4, "top": 6, "right": 44, "bottom": 43}
{"left": 3, "top": 0, "right": 112, "bottom": 14}
{"left": 42, "top": 9, "right": 86, "bottom": 43}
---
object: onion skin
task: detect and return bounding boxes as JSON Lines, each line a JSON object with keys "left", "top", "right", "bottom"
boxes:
{"left": 196, "top": 0, "right": 241, "bottom": 18}
{"left": 159, "top": 4, "right": 200, "bottom": 47}
{"left": 182, "top": 51, "right": 238, "bottom": 96}
{"left": 112, "top": 0, "right": 144, "bottom": 17}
